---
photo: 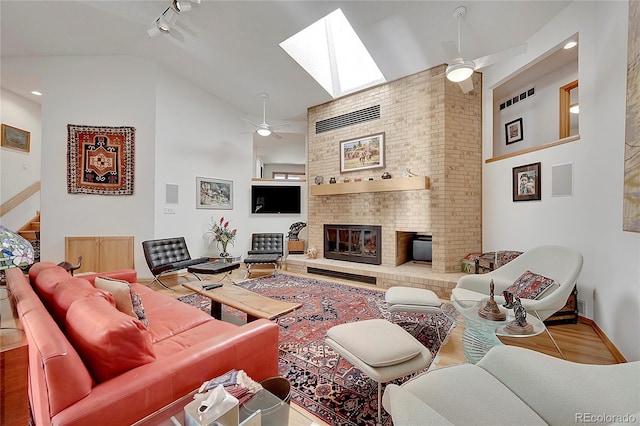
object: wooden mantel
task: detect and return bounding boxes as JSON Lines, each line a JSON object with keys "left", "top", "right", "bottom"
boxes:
{"left": 310, "top": 176, "right": 430, "bottom": 196}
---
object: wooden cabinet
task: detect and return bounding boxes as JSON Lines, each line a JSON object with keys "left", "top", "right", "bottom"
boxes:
{"left": 288, "top": 240, "right": 305, "bottom": 254}
{"left": 1, "top": 287, "right": 29, "bottom": 426}
{"left": 65, "top": 236, "right": 134, "bottom": 273}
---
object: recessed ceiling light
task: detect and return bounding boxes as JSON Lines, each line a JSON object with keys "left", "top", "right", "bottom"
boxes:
{"left": 564, "top": 41, "right": 577, "bottom": 49}
{"left": 31, "top": 91, "right": 42, "bottom": 96}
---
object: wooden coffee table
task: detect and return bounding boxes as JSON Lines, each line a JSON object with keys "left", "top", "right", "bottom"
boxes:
{"left": 183, "top": 281, "right": 301, "bottom": 322}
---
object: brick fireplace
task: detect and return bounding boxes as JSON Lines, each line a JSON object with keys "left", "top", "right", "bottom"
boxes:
{"left": 306, "top": 64, "right": 482, "bottom": 274}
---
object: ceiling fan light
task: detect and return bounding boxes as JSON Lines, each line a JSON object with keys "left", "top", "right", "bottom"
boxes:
{"left": 446, "top": 60, "right": 474, "bottom": 82}
{"left": 257, "top": 128, "right": 272, "bottom": 137}
{"left": 570, "top": 103, "right": 579, "bottom": 114}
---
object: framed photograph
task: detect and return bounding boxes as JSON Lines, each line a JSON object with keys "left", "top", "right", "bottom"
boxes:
{"left": 196, "top": 177, "right": 233, "bottom": 209}
{"left": 340, "top": 132, "right": 385, "bottom": 173}
{"left": 513, "top": 162, "right": 541, "bottom": 202}
{"left": 1, "top": 124, "right": 31, "bottom": 153}
{"left": 505, "top": 118, "right": 523, "bottom": 145}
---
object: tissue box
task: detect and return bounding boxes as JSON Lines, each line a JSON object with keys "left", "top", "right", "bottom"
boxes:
{"left": 184, "top": 393, "right": 239, "bottom": 426}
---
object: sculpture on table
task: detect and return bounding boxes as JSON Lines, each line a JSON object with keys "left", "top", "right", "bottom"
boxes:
{"left": 478, "top": 279, "right": 506, "bottom": 321}
{"left": 58, "top": 256, "right": 83, "bottom": 276}
{"left": 287, "top": 222, "right": 307, "bottom": 241}
{"left": 504, "top": 296, "right": 534, "bottom": 334}
{"left": 502, "top": 290, "right": 514, "bottom": 309}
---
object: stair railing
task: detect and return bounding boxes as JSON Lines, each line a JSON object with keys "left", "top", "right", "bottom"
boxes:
{"left": 0, "top": 181, "right": 41, "bottom": 217}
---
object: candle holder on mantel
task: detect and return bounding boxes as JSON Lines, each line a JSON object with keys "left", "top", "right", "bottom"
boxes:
{"left": 478, "top": 279, "right": 507, "bottom": 321}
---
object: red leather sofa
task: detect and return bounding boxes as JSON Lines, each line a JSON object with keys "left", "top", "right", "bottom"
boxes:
{"left": 6, "top": 262, "right": 279, "bottom": 426}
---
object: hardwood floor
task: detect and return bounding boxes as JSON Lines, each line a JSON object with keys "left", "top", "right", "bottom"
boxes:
{"left": 143, "top": 264, "right": 624, "bottom": 367}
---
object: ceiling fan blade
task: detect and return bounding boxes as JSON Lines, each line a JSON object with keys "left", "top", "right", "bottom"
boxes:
{"left": 458, "top": 77, "right": 474, "bottom": 94}
{"left": 241, "top": 117, "right": 262, "bottom": 128}
{"left": 442, "top": 40, "right": 462, "bottom": 63}
{"left": 473, "top": 43, "right": 527, "bottom": 70}
{"left": 270, "top": 131, "right": 283, "bottom": 140}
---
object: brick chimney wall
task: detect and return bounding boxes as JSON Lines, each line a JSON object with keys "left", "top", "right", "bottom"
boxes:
{"left": 306, "top": 65, "right": 482, "bottom": 273}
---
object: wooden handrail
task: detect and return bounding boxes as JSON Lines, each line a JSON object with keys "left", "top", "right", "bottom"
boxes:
{"left": 0, "top": 181, "right": 41, "bottom": 217}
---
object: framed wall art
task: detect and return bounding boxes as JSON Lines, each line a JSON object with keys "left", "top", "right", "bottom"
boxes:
{"left": 513, "top": 162, "right": 541, "bottom": 202}
{"left": 339, "top": 132, "right": 385, "bottom": 173}
{"left": 196, "top": 177, "right": 233, "bottom": 209}
{"left": 1, "top": 123, "right": 31, "bottom": 153}
{"left": 505, "top": 118, "right": 523, "bottom": 145}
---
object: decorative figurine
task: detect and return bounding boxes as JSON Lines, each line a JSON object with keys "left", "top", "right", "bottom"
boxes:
{"left": 381, "top": 171, "right": 392, "bottom": 179}
{"left": 306, "top": 247, "right": 318, "bottom": 259}
{"left": 503, "top": 290, "right": 514, "bottom": 309}
{"left": 505, "top": 296, "right": 534, "bottom": 334}
{"left": 58, "top": 256, "right": 83, "bottom": 276}
{"left": 287, "top": 222, "right": 307, "bottom": 241}
{"left": 329, "top": 177, "right": 337, "bottom": 184}
{"left": 343, "top": 177, "right": 350, "bottom": 183}
{"left": 478, "top": 279, "right": 507, "bottom": 321}
{"left": 314, "top": 176, "right": 324, "bottom": 185}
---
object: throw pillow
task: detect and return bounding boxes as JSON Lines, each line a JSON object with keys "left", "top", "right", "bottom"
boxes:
{"left": 95, "top": 276, "right": 149, "bottom": 327}
{"left": 504, "top": 270, "right": 556, "bottom": 300}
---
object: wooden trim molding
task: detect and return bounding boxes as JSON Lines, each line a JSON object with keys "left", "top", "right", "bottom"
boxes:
{"left": 578, "top": 316, "right": 628, "bottom": 363}
{"left": 485, "top": 136, "right": 580, "bottom": 163}
{"left": 559, "top": 80, "right": 579, "bottom": 139}
{"left": 0, "top": 181, "right": 40, "bottom": 217}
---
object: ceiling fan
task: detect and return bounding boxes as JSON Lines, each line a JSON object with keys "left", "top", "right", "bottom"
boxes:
{"left": 442, "top": 6, "right": 527, "bottom": 93}
{"left": 242, "top": 93, "right": 290, "bottom": 139}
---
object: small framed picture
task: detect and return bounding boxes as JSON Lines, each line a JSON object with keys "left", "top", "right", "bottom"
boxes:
{"left": 513, "top": 162, "right": 541, "bottom": 202}
{"left": 1, "top": 123, "right": 31, "bottom": 153}
{"left": 339, "top": 132, "right": 385, "bottom": 173}
{"left": 196, "top": 177, "right": 233, "bottom": 209}
{"left": 505, "top": 117, "right": 524, "bottom": 145}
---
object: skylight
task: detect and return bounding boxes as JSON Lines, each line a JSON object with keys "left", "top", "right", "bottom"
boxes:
{"left": 280, "top": 8, "right": 386, "bottom": 99}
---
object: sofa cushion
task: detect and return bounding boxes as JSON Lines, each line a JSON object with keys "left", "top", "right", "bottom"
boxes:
{"left": 33, "top": 266, "right": 74, "bottom": 310}
{"left": 66, "top": 296, "right": 156, "bottom": 383}
{"left": 504, "top": 270, "right": 556, "bottom": 300}
{"left": 51, "top": 277, "right": 116, "bottom": 327}
{"left": 95, "top": 276, "right": 148, "bottom": 327}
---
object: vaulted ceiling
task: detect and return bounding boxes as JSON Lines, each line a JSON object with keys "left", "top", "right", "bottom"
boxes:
{"left": 1, "top": 1, "right": 572, "bottom": 162}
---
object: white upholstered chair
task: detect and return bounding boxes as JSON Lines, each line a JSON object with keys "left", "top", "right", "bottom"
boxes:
{"left": 451, "top": 245, "right": 583, "bottom": 322}
{"left": 451, "top": 245, "right": 582, "bottom": 357}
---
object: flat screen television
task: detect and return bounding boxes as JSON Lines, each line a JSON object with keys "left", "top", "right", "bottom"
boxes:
{"left": 251, "top": 185, "right": 301, "bottom": 214}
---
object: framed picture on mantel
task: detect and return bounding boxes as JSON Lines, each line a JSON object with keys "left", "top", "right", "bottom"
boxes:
{"left": 340, "top": 132, "right": 385, "bottom": 173}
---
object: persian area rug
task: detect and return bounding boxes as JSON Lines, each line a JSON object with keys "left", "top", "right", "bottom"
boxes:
{"left": 178, "top": 274, "right": 456, "bottom": 426}
{"left": 67, "top": 124, "right": 135, "bottom": 195}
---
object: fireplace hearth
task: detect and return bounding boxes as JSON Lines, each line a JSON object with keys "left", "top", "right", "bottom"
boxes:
{"left": 324, "top": 224, "right": 382, "bottom": 265}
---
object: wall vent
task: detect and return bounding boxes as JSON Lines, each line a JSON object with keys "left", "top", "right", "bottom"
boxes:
{"left": 315, "top": 105, "right": 380, "bottom": 134}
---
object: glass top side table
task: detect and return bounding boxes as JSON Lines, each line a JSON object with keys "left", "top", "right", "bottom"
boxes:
{"left": 452, "top": 299, "right": 545, "bottom": 364}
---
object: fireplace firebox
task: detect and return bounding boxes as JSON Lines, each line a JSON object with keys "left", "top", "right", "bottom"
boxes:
{"left": 324, "top": 224, "right": 382, "bottom": 265}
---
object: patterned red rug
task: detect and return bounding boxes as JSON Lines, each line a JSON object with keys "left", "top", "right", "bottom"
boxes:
{"left": 178, "top": 274, "right": 456, "bottom": 426}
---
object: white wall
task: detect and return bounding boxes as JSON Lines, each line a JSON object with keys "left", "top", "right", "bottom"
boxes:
{"left": 482, "top": 1, "right": 639, "bottom": 361}
{"left": 2, "top": 55, "right": 307, "bottom": 278}
{"left": 0, "top": 88, "right": 41, "bottom": 231}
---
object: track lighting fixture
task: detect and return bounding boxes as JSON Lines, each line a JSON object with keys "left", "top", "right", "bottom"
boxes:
{"left": 147, "top": 0, "right": 199, "bottom": 38}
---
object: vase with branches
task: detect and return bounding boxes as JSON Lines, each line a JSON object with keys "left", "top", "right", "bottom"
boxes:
{"left": 206, "top": 216, "right": 237, "bottom": 257}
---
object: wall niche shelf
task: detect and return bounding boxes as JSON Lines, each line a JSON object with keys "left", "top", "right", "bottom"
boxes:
{"left": 310, "top": 176, "right": 430, "bottom": 196}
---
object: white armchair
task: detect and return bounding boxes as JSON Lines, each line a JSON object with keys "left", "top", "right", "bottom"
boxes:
{"left": 383, "top": 345, "right": 640, "bottom": 426}
{"left": 451, "top": 245, "right": 583, "bottom": 322}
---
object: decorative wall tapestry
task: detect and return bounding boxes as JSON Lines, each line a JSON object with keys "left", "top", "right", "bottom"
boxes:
{"left": 67, "top": 124, "right": 135, "bottom": 195}
{"left": 624, "top": 1, "right": 640, "bottom": 232}
{"left": 624, "top": 2, "right": 640, "bottom": 231}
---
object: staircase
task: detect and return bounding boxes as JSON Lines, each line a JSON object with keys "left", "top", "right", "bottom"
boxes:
{"left": 17, "top": 212, "right": 40, "bottom": 241}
